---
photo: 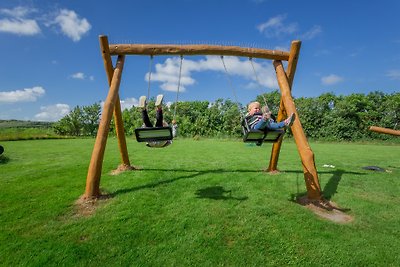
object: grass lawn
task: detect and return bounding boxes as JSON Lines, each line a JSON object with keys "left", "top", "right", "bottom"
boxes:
{"left": 1, "top": 138, "right": 399, "bottom": 266}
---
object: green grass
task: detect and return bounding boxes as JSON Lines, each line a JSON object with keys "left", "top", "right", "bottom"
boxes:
{"left": 0, "top": 120, "right": 59, "bottom": 141}
{"left": 1, "top": 138, "right": 399, "bottom": 266}
{"left": 0, "top": 127, "right": 61, "bottom": 141}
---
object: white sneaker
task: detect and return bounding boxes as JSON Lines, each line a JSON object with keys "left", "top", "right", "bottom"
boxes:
{"left": 138, "top": 96, "right": 147, "bottom": 108}
{"left": 155, "top": 94, "right": 164, "bottom": 107}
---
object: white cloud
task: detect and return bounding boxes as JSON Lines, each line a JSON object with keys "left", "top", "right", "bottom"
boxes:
{"left": 0, "top": 6, "right": 34, "bottom": 18}
{"left": 149, "top": 56, "right": 277, "bottom": 93}
{"left": 0, "top": 86, "right": 45, "bottom": 103}
{"left": 54, "top": 9, "right": 91, "bottom": 42}
{"left": 0, "top": 6, "right": 41, "bottom": 35}
{"left": 0, "top": 6, "right": 91, "bottom": 41}
{"left": 386, "top": 70, "right": 400, "bottom": 80}
{"left": 70, "top": 72, "right": 94, "bottom": 81}
{"left": 257, "top": 14, "right": 298, "bottom": 38}
{"left": 0, "top": 18, "right": 41, "bottom": 35}
{"left": 321, "top": 74, "right": 344, "bottom": 85}
{"left": 71, "top": 72, "right": 85, "bottom": 79}
{"left": 257, "top": 14, "right": 321, "bottom": 40}
{"left": 301, "top": 25, "right": 322, "bottom": 40}
{"left": 100, "top": 97, "right": 138, "bottom": 112}
{"left": 34, "top": 104, "right": 70, "bottom": 121}
{"left": 120, "top": 97, "right": 138, "bottom": 110}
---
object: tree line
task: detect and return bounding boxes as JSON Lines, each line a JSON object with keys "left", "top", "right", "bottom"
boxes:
{"left": 53, "top": 91, "right": 400, "bottom": 141}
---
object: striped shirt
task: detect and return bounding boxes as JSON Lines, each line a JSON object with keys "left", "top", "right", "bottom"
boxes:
{"left": 245, "top": 112, "right": 273, "bottom": 129}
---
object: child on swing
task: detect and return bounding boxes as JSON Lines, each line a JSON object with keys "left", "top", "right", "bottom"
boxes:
{"left": 138, "top": 94, "right": 178, "bottom": 148}
{"left": 245, "top": 101, "right": 295, "bottom": 131}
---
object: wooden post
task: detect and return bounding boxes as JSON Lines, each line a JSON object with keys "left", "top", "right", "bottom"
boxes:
{"left": 369, "top": 126, "right": 400, "bottom": 136}
{"left": 108, "top": 44, "right": 290, "bottom": 61}
{"left": 99, "top": 35, "right": 132, "bottom": 168}
{"left": 273, "top": 60, "right": 322, "bottom": 200}
{"left": 84, "top": 55, "right": 125, "bottom": 198}
{"left": 268, "top": 41, "right": 301, "bottom": 172}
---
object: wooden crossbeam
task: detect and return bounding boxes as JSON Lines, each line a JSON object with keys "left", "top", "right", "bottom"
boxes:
{"left": 107, "top": 42, "right": 291, "bottom": 61}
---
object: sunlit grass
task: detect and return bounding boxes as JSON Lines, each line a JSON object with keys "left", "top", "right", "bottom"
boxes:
{"left": 1, "top": 138, "right": 399, "bottom": 266}
{"left": 0, "top": 127, "right": 62, "bottom": 141}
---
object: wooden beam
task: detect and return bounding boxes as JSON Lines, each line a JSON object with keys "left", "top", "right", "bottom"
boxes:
{"left": 274, "top": 60, "right": 322, "bottom": 200}
{"left": 107, "top": 42, "right": 290, "bottom": 61}
{"left": 268, "top": 41, "right": 301, "bottom": 172}
{"left": 84, "top": 55, "right": 125, "bottom": 199}
{"left": 99, "top": 35, "right": 131, "bottom": 168}
{"left": 370, "top": 126, "right": 400, "bottom": 136}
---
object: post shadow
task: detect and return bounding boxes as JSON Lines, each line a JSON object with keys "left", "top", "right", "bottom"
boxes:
{"left": 110, "top": 168, "right": 261, "bottom": 197}
{"left": 289, "top": 169, "right": 365, "bottom": 202}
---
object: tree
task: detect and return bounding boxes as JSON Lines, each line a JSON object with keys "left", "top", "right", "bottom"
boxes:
{"left": 82, "top": 103, "right": 101, "bottom": 136}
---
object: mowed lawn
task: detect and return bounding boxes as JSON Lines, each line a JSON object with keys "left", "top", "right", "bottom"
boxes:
{"left": 1, "top": 138, "right": 399, "bottom": 266}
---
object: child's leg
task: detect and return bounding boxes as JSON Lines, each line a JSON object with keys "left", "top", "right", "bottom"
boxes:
{"left": 155, "top": 107, "right": 163, "bottom": 127}
{"left": 266, "top": 121, "right": 285, "bottom": 130}
{"left": 142, "top": 109, "right": 153, "bottom": 127}
{"left": 253, "top": 119, "right": 269, "bottom": 130}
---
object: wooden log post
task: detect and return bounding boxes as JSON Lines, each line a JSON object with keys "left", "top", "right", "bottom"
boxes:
{"left": 108, "top": 44, "right": 290, "bottom": 61}
{"left": 273, "top": 60, "right": 322, "bottom": 200}
{"left": 369, "top": 126, "right": 400, "bottom": 136}
{"left": 268, "top": 41, "right": 301, "bottom": 172}
{"left": 99, "top": 35, "right": 132, "bottom": 169}
{"left": 84, "top": 55, "right": 125, "bottom": 199}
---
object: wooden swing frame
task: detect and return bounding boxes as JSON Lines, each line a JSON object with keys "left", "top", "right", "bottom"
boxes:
{"left": 83, "top": 35, "right": 322, "bottom": 200}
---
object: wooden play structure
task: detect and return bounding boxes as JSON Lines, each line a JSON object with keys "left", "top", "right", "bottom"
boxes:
{"left": 369, "top": 126, "right": 400, "bottom": 136}
{"left": 83, "top": 35, "right": 322, "bottom": 200}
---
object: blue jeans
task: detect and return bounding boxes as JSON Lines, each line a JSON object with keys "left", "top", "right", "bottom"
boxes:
{"left": 253, "top": 119, "right": 285, "bottom": 131}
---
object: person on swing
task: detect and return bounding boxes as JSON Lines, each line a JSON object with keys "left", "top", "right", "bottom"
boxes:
{"left": 138, "top": 94, "right": 178, "bottom": 148}
{"left": 245, "top": 101, "right": 295, "bottom": 131}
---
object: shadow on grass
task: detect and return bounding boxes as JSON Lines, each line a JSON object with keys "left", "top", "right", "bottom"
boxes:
{"left": 110, "top": 168, "right": 260, "bottom": 197}
{"left": 195, "top": 186, "right": 248, "bottom": 201}
{"left": 290, "top": 169, "right": 365, "bottom": 202}
{"left": 0, "top": 155, "right": 9, "bottom": 164}
{"left": 111, "top": 167, "right": 364, "bottom": 203}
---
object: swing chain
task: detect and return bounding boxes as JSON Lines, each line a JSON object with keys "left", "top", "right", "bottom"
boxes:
{"left": 249, "top": 57, "right": 270, "bottom": 112}
{"left": 173, "top": 55, "right": 184, "bottom": 120}
{"left": 220, "top": 56, "right": 246, "bottom": 122}
{"left": 147, "top": 55, "right": 154, "bottom": 99}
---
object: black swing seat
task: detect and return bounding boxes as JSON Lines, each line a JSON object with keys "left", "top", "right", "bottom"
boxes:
{"left": 135, "top": 126, "right": 173, "bottom": 142}
{"left": 242, "top": 128, "right": 284, "bottom": 143}
{"left": 241, "top": 118, "right": 284, "bottom": 143}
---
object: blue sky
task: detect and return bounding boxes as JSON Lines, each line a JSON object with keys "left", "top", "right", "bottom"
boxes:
{"left": 0, "top": 0, "right": 399, "bottom": 121}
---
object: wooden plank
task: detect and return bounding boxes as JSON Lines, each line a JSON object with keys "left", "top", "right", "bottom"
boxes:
{"left": 99, "top": 36, "right": 131, "bottom": 168}
{"left": 370, "top": 126, "right": 400, "bottom": 136}
{"left": 84, "top": 55, "right": 125, "bottom": 199}
{"left": 268, "top": 41, "right": 301, "bottom": 172}
{"left": 274, "top": 60, "right": 322, "bottom": 200}
{"left": 107, "top": 43, "right": 291, "bottom": 61}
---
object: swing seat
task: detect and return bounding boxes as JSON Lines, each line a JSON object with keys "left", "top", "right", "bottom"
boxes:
{"left": 135, "top": 126, "right": 173, "bottom": 142}
{"left": 242, "top": 128, "right": 284, "bottom": 143}
{"left": 241, "top": 118, "right": 284, "bottom": 143}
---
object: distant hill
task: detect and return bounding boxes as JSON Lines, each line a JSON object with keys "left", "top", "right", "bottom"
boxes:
{"left": 0, "top": 120, "right": 54, "bottom": 129}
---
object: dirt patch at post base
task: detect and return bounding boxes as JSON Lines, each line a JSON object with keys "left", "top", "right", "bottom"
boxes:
{"left": 74, "top": 194, "right": 111, "bottom": 217}
{"left": 297, "top": 196, "right": 353, "bottom": 224}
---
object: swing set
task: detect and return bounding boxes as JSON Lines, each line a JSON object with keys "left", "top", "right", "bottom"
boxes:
{"left": 83, "top": 35, "right": 322, "bottom": 201}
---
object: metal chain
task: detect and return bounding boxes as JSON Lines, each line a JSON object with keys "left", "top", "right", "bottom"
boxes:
{"left": 249, "top": 57, "right": 270, "bottom": 111}
{"left": 173, "top": 55, "right": 184, "bottom": 120}
{"left": 147, "top": 55, "right": 153, "bottom": 99}
{"left": 220, "top": 56, "right": 246, "bottom": 121}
